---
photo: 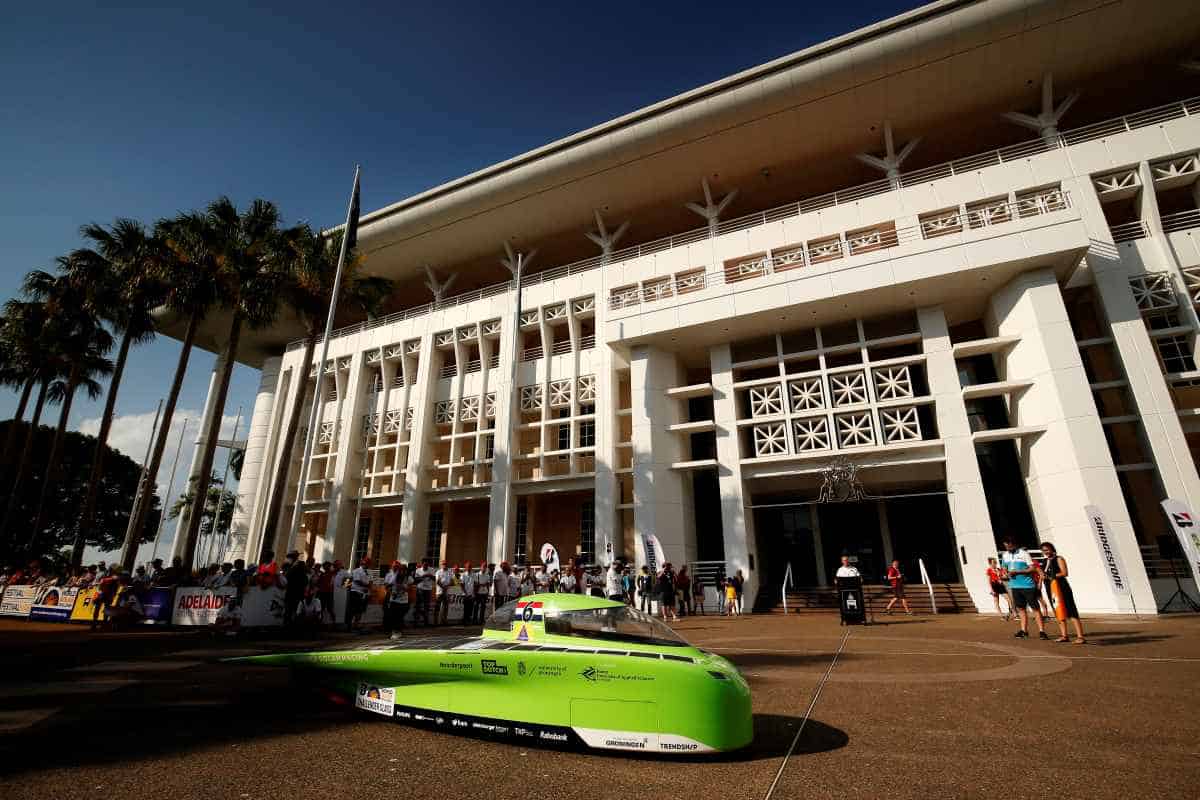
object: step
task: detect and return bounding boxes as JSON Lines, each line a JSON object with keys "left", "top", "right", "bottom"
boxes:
{"left": 757, "top": 583, "right": 977, "bottom": 614}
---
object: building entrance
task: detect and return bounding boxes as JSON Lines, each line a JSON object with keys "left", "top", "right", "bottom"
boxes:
{"left": 817, "top": 502, "right": 885, "bottom": 583}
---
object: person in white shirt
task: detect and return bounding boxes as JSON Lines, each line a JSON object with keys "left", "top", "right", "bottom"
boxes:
{"left": 434, "top": 560, "right": 454, "bottom": 625}
{"left": 508, "top": 569, "right": 523, "bottom": 601}
{"left": 493, "top": 562, "right": 511, "bottom": 608}
{"left": 475, "top": 564, "right": 493, "bottom": 623}
{"left": 297, "top": 589, "right": 323, "bottom": 637}
{"left": 383, "top": 564, "right": 412, "bottom": 639}
{"left": 834, "top": 555, "right": 861, "bottom": 580}
{"left": 559, "top": 570, "right": 576, "bottom": 593}
{"left": 605, "top": 562, "right": 624, "bottom": 601}
{"left": 414, "top": 561, "right": 435, "bottom": 626}
{"left": 460, "top": 563, "right": 476, "bottom": 627}
{"left": 346, "top": 557, "right": 371, "bottom": 632}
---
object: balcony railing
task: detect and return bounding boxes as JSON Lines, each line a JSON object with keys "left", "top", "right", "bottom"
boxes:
{"left": 439, "top": 363, "right": 458, "bottom": 378}
{"left": 579, "top": 334, "right": 595, "bottom": 350}
{"left": 520, "top": 346, "right": 543, "bottom": 362}
{"left": 288, "top": 95, "right": 1200, "bottom": 351}
{"left": 1162, "top": 209, "right": 1200, "bottom": 234}
{"left": 488, "top": 354, "right": 500, "bottom": 369}
{"left": 464, "top": 358, "right": 482, "bottom": 374}
{"left": 1110, "top": 220, "right": 1149, "bottom": 243}
{"left": 550, "top": 339, "right": 573, "bottom": 356}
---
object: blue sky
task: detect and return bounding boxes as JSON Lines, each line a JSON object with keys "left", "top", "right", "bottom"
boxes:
{"left": 1, "top": 0, "right": 917, "bottom": 555}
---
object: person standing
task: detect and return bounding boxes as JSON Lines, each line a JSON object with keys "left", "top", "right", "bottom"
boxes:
{"left": 475, "top": 563, "right": 493, "bottom": 622}
{"left": 884, "top": 559, "right": 912, "bottom": 615}
{"left": 692, "top": 574, "right": 705, "bottom": 615}
{"left": 493, "top": 562, "right": 511, "bottom": 609}
{"left": 1000, "top": 537, "right": 1048, "bottom": 640}
{"left": 606, "top": 561, "right": 624, "bottom": 602}
{"left": 622, "top": 567, "right": 634, "bottom": 605}
{"left": 433, "top": 561, "right": 453, "bottom": 626}
{"left": 460, "top": 562, "right": 475, "bottom": 626}
{"left": 384, "top": 564, "right": 412, "bottom": 640}
{"left": 346, "top": 557, "right": 371, "bottom": 632}
{"left": 1039, "top": 542, "right": 1086, "bottom": 644}
{"left": 675, "top": 566, "right": 692, "bottom": 617}
{"left": 559, "top": 567, "right": 576, "bottom": 594}
{"left": 637, "top": 566, "right": 653, "bottom": 614}
{"left": 284, "top": 551, "right": 307, "bottom": 627}
{"left": 985, "top": 557, "right": 1011, "bottom": 620}
{"left": 90, "top": 570, "right": 120, "bottom": 631}
{"left": 413, "top": 561, "right": 434, "bottom": 626}
{"left": 656, "top": 564, "right": 678, "bottom": 622}
{"left": 732, "top": 569, "right": 746, "bottom": 615}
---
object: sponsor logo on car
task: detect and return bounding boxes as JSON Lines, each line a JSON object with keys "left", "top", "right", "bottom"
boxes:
{"left": 481, "top": 659, "right": 509, "bottom": 675}
{"left": 662, "top": 742, "right": 700, "bottom": 751}
{"left": 604, "top": 737, "right": 647, "bottom": 749}
{"left": 539, "top": 731, "right": 569, "bottom": 742}
{"left": 438, "top": 661, "right": 472, "bottom": 671}
{"left": 354, "top": 683, "right": 395, "bottom": 716}
{"left": 579, "top": 666, "right": 653, "bottom": 683}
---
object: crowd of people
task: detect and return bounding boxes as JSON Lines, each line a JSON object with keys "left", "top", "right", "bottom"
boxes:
{"left": 986, "top": 537, "right": 1087, "bottom": 644}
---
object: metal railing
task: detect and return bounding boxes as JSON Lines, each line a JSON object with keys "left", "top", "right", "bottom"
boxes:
{"left": 1110, "top": 220, "right": 1149, "bottom": 243}
{"left": 1161, "top": 209, "right": 1200, "bottom": 234}
{"left": 438, "top": 363, "right": 457, "bottom": 378}
{"left": 520, "top": 345, "right": 543, "bottom": 362}
{"left": 781, "top": 561, "right": 794, "bottom": 615}
{"left": 579, "top": 334, "right": 596, "bottom": 351}
{"left": 550, "top": 339, "right": 573, "bottom": 356}
{"left": 287, "top": 95, "right": 1199, "bottom": 352}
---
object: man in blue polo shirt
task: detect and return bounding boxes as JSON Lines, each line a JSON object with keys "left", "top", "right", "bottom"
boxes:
{"left": 1000, "top": 536, "right": 1048, "bottom": 640}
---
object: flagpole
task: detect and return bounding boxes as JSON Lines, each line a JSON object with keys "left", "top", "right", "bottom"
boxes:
{"left": 150, "top": 418, "right": 189, "bottom": 566}
{"left": 118, "top": 398, "right": 162, "bottom": 569}
{"left": 287, "top": 165, "right": 361, "bottom": 560}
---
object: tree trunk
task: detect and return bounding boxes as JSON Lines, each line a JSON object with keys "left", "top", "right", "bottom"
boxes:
{"left": 0, "top": 378, "right": 49, "bottom": 552}
{"left": 181, "top": 311, "right": 242, "bottom": 571}
{"left": 73, "top": 330, "right": 133, "bottom": 566}
{"left": 259, "top": 326, "right": 317, "bottom": 561}
{"left": 121, "top": 311, "right": 200, "bottom": 572}
{"left": 0, "top": 377, "right": 35, "bottom": 487}
{"left": 28, "top": 364, "right": 81, "bottom": 552}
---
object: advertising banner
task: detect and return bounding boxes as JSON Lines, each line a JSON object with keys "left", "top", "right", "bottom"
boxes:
{"left": 639, "top": 533, "right": 665, "bottom": 574}
{"left": 0, "top": 585, "right": 39, "bottom": 617}
{"left": 29, "top": 586, "right": 81, "bottom": 621}
{"left": 70, "top": 587, "right": 127, "bottom": 623}
{"left": 540, "top": 543, "right": 560, "bottom": 575}
{"left": 172, "top": 587, "right": 237, "bottom": 626}
{"left": 1161, "top": 498, "right": 1200, "bottom": 589}
{"left": 1084, "top": 505, "right": 1132, "bottom": 596}
{"left": 241, "top": 586, "right": 286, "bottom": 627}
{"left": 139, "top": 587, "right": 174, "bottom": 625}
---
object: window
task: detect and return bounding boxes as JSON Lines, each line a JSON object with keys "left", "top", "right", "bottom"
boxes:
{"left": 483, "top": 434, "right": 494, "bottom": 460}
{"left": 514, "top": 500, "right": 528, "bottom": 565}
{"left": 352, "top": 517, "right": 371, "bottom": 564}
{"left": 1156, "top": 335, "right": 1195, "bottom": 373}
{"left": 542, "top": 606, "right": 690, "bottom": 647}
{"left": 424, "top": 510, "right": 444, "bottom": 563}
{"left": 578, "top": 419, "right": 596, "bottom": 448}
{"left": 557, "top": 422, "right": 570, "bottom": 451}
{"left": 579, "top": 501, "right": 595, "bottom": 565}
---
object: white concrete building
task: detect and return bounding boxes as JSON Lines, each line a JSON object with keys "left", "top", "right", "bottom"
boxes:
{"left": 169, "top": 0, "right": 1200, "bottom": 613}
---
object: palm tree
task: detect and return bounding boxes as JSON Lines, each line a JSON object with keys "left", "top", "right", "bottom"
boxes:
{"left": 70, "top": 220, "right": 164, "bottom": 565}
{"left": 177, "top": 197, "right": 288, "bottom": 571}
{"left": 0, "top": 301, "right": 48, "bottom": 479}
{"left": 121, "top": 213, "right": 224, "bottom": 571}
{"left": 259, "top": 226, "right": 391, "bottom": 559}
{"left": 168, "top": 471, "right": 239, "bottom": 568}
{"left": 24, "top": 265, "right": 114, "bottom": 553}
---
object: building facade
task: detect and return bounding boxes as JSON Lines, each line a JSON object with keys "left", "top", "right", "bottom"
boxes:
{"left": 168, "top": 0, "right": 1200, "bottom": 613}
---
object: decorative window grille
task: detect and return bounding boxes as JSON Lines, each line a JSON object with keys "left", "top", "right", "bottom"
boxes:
{"left": 337, "top": 357, "right": 352, "bottom": 371}
{"left": 642, "top": 277, "right": 673, "bottom": 301}
{"left": 405, "top": 408, "right": 414, "bottom": 430}
{"left": 752, "top": 422, "right": 789, "bottom": 457}
{"left": 460, "top": 396, "right": 480, "bottom": 422}
{"left": 749, "top": 384, "right": 784, "bottom": 418}
{"left": 725, "top": 255, "right": 769, "bottom": 283}
{"left": 520, "top": 385, "right": 542, "bottom": 411}
{"left": 384, "top": 409, "right": 404, "bottom": 434}
{"left": 829, "top": 372, "right": 868, "bottom": 407}
{"left": 405, "top": 340, "right": 421, "bottom": 355}
{"left": 362, "top": 413, "right": 379, "bottom": 438}
{"left": 1015, "top": 186, "right": 1066, "bottom": 217}
{"left": 572, "top": 296, "right": 595, "bottom": 314}
{"left": 579, "top": 501, "right": 595, "bottom": 565}
{"left": 435, "top": 331, "right": 456, "bottom": 347}
{"left": 385, "top": 344, "right": 405, "bottom": 359}
{"left": 366, "top": 350, "right": 382, "bottom": 364}
{"left": 772, "top": 245, "right": 806, "bottom": 272}
{"left": 965, "top": 197, "right": 1011, "bottom": 229}
{"left": 1129, "top": 274, "right": 1178, "bottom": 312}
{"left": 519, "top": 310, "right": 540, "bottom": 326}
{"left": 544, "top": 303, "right": 568, "bottom": 321}
{"left": 1181, "top": 268, "right": 1200, "bottom": 305}
{"left": 485, "top": 392, "right": 497, "bottom": 418}
{"left": 792, "top": 418, "right": 831, "bottom": 452}
{"left": 872, "top": 365, "right": 914, "bottom": 401}
{"left": 425, "top": 510, "right": 444, "bottom": 563}
{"left": 609, "top": 285, "right": 640, "bottom": 309}
{"left": 318, "top": 421, "right": 336, "bottom": 445}
{"left": 788, "top": 378, "right": 824, "bottom": 412}
{"left": 481, "top": 319, "right": 502, "bottom": 336}
{"left": 457, "top": 325, "right": 477, "bottom": 341}
{"left": 434, "top": 401, "right": 455, "bottom": 424}
{"left": 1150, "top": 155, "right": 1199, "bottom": 182}
{"left": 548, "top": 380, "right": 572, "bottom": 408}
{"left": 835, "top": 412, "right": 875, "bottom": 448}
{"left": 919, "top": 208, "right": 962, "bottom": 239}
{"left": 1092, "top": 169, "right": 1139, "bottom": 194}
{"left": 674, "top": 269, "right": 707, "bottom": 294}
{"left": 846, "top": 223, "right": 895, "bottom": 254}
{"left": 807, "top": 236, "right": 842, "bottom": 264}
{"left": 577, "top": 375, "right": 596, "bottom": 403}
{"left": 880, "top": 406, "right": 922, "bottom": 443}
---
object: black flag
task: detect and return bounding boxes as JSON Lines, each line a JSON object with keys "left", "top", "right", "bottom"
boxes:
{"left": 345, "top": 170, "right": 361, "bottom": 252}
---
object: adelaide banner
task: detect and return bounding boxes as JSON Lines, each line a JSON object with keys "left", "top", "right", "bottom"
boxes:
{"left": 172, "top": 587, "right": 237, "bottom": 625}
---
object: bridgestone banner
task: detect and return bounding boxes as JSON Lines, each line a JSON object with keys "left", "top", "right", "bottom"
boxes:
{"left": 1084, "top": 505, "right": 1131, "bottom": 597}
{"left": 1161, "top": 498, "right": 1200, "bottom": 589}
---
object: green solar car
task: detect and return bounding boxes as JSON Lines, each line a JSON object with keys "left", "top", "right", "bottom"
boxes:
{"left": 234, "top": 592, "right": 752, "bottom": 753}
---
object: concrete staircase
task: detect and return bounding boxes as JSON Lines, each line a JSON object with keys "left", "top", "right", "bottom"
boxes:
{"left": 755, "top": 583, "right": 977, "bottom": 615}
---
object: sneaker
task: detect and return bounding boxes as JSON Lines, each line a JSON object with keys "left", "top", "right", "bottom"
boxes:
{"left": 1013, "top": 630, "right": 1029, "bottom": 639}
{"left": 1038, "top": 631, "right": 1050, "bottom": 640}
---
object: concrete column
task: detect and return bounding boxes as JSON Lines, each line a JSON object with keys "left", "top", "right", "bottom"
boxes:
{"left": 487, "top": 293, "right": 522, "bottom": 565}
{"left": 918, "top": 306, "right": 997, "bottom": 610}
{"left": 227, "top": 356, "right": 281, "bottom": 561}
{"left": 986, "top": 269, "right": 1154, "bottom": 613}
{"left": 399, "top": 332, "right": 438, "bottom": 563}
{"left": 593, "top": 315, "right": 619, "bottom": 565}
{"left": 1093, "top": 270, "right": 1200, "bottom": 515}
{"left": 321, "top": 354, "right": 369, "bottom": 563}
{"left": 811, "top": 508, "right": 827, "bottom": 587}
{"left": 877, "top": 500, "right": 894, "bottom": 565}
{"left": 170, "top": 347, "right": 228, "bottom": 561}
{"left": 709, "top": 343, "right": 760, "bottom": 603}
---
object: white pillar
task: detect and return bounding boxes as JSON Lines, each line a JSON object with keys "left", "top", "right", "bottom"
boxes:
{"left": 170, "top": 348, "right": 228, "bottom": 562}
{"left": 710, "top": 343, "right": 760, "bottom": 603}
{"left": 321, "top": 353, "right": 369, "bottom": 563}
{"left": 987, "top": 269, "right": 1154, "bottom": 613}
{"left": 486, "top": 292, "right": 522, "bottom": 565}
{"left": 399, "top": 332, "right": 438, "bottom": 563}
{"left": 227, "top": 356, "right": 281, "bottom": 562}
{"left": 918, "top": 307, "right": 997, "bottom": 610}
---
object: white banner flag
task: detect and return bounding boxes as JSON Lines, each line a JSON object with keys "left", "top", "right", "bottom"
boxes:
{"left": 1084, "top": 505, "right": 1132, "bottom": 596}
{"left": 539, "top": 543, "right": 560, "bottom": 575}
{"left": 1161, "top": 498, "right": 1200, "bottom": 589}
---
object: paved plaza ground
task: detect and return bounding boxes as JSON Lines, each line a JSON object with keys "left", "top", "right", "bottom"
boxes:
{"left": 1, "top": 611, "right": 1197, "bottom": 799}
